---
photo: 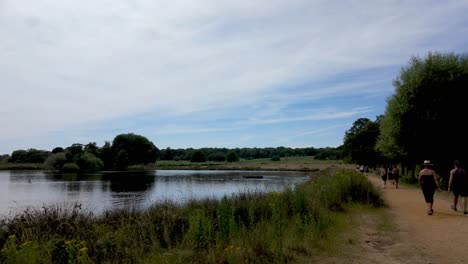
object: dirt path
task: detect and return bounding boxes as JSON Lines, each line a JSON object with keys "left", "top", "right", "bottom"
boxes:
{"left": 365, "top": 174, "right": 468, "bottom": 264}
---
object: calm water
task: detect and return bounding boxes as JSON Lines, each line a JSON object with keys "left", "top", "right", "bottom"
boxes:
{"left": 0, "top": 170, "right": 310, "bottom": 217}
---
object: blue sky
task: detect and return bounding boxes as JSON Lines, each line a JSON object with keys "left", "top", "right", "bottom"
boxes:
{"left": 1, "top": 1, "right": 468, "bottom": 154}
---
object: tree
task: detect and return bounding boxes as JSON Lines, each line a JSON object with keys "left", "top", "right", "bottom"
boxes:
{"left": 51, "top": 147, "right": 64, "bottom": 154}
{"left": 111, "top": 133, "right": 157, "bottom": 169}
{"left": 342, "top": 117, "right": 382, "bottom": 165}
{"left": 65, "top": 144, "right": 84, "bottom": 162}
{"left": 44, "top": 152, "right": 67, "bottom": 171}
{"left": 376, "top": 52, "right": 468, "bottom": 177}
{"left": 190, "top": 151, "right": 206, "bottom": 162}
{"left": 77, "top": 152, "right": 104, "bottom": 172}
{"left": 226, "top": 151, "right": 239, "bottom": 162}
{"left": 84, "top": 142, "right": 100, "bottom": 156}
{"left": 99, "top": 141, "right": 114, "bottom": 170}
{"left": 315, "top": 147, "right": 342, "bottom": 160}
{"left": 208, "top": 152, "right": 226, "bottom": 162}
{"left": 10, "top": 149, "right": 49, "bottom": 163}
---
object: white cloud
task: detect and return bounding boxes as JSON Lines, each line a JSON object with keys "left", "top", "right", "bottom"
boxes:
{"left": 1, "top": 0, "right": 467, "bottom": 152}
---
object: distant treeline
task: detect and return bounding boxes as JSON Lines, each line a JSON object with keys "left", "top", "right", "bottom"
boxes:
{"left": 158, "top": 146, "right": 341, "bottom": 161}
{"left": 0, "top": 144, "right": 343, "bottom": 169}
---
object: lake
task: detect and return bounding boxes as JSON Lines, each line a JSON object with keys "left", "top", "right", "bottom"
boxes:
{"left": 0, "top": 170, "right": 311, "bottom": 217}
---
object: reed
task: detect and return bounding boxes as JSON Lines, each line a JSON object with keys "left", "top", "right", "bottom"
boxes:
{"left": 0, "top": 169, "right": 382, "bottom": 263}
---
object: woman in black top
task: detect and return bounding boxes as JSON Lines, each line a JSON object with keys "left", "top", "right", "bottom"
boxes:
{"left": 418, "top": 160, "right": 441, "bottom": 215}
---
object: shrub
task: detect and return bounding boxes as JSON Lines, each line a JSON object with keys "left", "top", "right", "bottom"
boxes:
{"left": 61, "top": 163, "right": 80, "bottom": 173}
{"left": 44, "top": 153, "right": 67, "bottom": 171}
{"left": 190, "top": 151, "right": 206, "bottom": 163}
{"left": 226, "top": 151, "right": 239, "bottom": 162}
{"left": 270, "top": 155, "right": 280, "bottom": 161}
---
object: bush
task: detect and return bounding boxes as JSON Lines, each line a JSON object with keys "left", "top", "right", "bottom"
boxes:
{"left": 190, "top": 151, "right": 206, "bottom": 163}
{"left": 61, "top": 163, "right": 80, "bottom": 173}
{"left": 208, "top": 152, "right": 226, "bottom": 162}
{"left": 77, "top": 152, "right": 104, "bottom": 172}
{"left": 44, "top": 153, "right": 67, "bottom": 171}
{"left": 270, "top": 155, "right": 280, "bottom": 161}
{"left": 226, "top": 151, "right": 239, "bottom": 162}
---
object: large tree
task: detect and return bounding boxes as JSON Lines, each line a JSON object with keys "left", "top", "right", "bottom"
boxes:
{"left": 342, "top": 117, "right": 382, "bottom": 166}
{"left": 376, "top": 52, "right": 468, "bottom": 177}
{"left": 111, "top": 133, "right": 158, "bottom": 169}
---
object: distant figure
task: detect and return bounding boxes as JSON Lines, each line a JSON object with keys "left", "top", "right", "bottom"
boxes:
{"left": 27, "top": 178, "right": 31, "bottom": 183}
{"left": 387, "top": 164, "right": 394, "bottom": 184}
{"left": 392, "top": 166, "right": 400, "bottom": 189}
{"left": 418, "top": 160, "right": 441, "bottom": 215}
{"left": 448, "top": 160, "right": 468, "bottom": 214}
{"left": 379, "top": 165, "right": 387, "bottom": 188}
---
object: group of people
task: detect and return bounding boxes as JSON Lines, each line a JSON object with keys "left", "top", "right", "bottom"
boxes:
{"left": 378, "top": 164, "right": 400, "bottom": 189}
{"left": 418, "top": 160, "right": 468, "bottom": 216}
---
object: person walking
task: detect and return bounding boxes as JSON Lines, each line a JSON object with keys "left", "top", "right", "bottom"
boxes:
{"left": 378, "top": 165, "right": 388, "bottom": 188}
{"left": 448, "top": 160, "right": 468, "bottom": 214}
{"left": 392, "top": 166, "right": 400, "bottom": 189}
{"left": 418, "top": 160, "right": 441, "bottom": 215}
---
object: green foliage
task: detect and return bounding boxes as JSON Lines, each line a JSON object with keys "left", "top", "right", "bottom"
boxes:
{"left": 226, "top": 151, "right": 239, "bottom": 162}
{"left": 66, "top": 144, "right": 84, "bottom": 161}
{"left": 342, "top": 117, "right": 382, "bottom": 165}
{"left": 190, "top": 151, "right": 206, "bottom": 163}
{"left": 51, "top": 239, "right": 90, "bottom": 264}
{"left": 217, "top": 196, "right": 234, "bottom": 242}
{"left": 44, "top": 152, "right": 67, "bottom": 171}
{"left": 377, "top": 51, "right": 468, "bottom": 177}
{"left": 84, "top": 142, "right": 100, "bottom": 157}
{"left": 0, "top": 235, "right": 42, "bottom": 264}
{"left": 208, "top": 152, "right": 226, "bottom": 162}
{"left": 10, "top": 149, "right": 50, "bottom": 163}
{"left": 158, "top": 147, "right": 319, "bottom": 161}
{"left": 112, "top": 133, "right": 158, "bottom": 169}
{"left": 51, "top": 147, "right": 64, "bottom": 154}
{"left": 185, "top": 209, "right": 214, "bottom": 251}
{"left": 77, "top": 152, "right": 104, "bottom": 172}
{"left": 99, "top": 141, "right": 114, "bottom": 171}
{"left": 270, "top": 155, "right": 281, "bottom": 161}
{"left": 314, "top": 147, "right": 342, "bottom": 161}
{"left": 114, "top": 150, "right": 129, "bottom": 171}
{"left": 61, "top": 163, "right": 80, "bottom": 173}
{"left": 0, "top": 154, "right": 9, "bottom": 163}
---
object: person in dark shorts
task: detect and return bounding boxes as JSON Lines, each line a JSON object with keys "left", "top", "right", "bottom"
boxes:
{"left": 387, "top": 164, "right": 394, "bottom": 184}
{"left": 448, "top": 160, "right": 468, "bottom": 214}
{"left": 379, "top": 165, "right": 387, "bottom": 188}
{"left": 392, "top": 166, "right": 400, "bottom": 189}
{"left": 418, "top": 160, "right": 441, "bottom": 215}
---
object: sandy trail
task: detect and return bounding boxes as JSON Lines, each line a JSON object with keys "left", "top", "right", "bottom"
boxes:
{"left": 366, "top": 174, "right": 468, "bottom": 264}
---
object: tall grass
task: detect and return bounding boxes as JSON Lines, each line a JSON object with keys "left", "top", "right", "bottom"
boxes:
{"left": 0, "top": 169, "right": 383, "bottom": 263}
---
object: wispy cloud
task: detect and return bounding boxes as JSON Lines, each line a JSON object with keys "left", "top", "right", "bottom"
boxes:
{"left": 1, "top": 0, "right": 467, "bottom": 153}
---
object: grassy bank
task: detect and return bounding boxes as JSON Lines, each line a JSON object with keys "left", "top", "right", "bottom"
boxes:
{"left": 0, "top": 169, "right": 383, "bottom": 263}
{"left": 0, "top": 157, "right": 354, "bottom": 172}
{"left": 135, "top": 156, "right": 354, "bottom": 172}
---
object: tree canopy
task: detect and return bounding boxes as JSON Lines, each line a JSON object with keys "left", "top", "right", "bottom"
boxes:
{"left": 342, "top": 117, "right": 382, "bottom": 165}
{"left": 111, "top": 133, "right": 158, "bottom": 169}
{"left": 376, "top": 51, "right": 468, "bottom": 176}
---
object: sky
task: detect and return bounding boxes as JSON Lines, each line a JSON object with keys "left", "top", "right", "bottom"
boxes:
{"left": 1, "top": 1, "right": 468, "bottom": 155}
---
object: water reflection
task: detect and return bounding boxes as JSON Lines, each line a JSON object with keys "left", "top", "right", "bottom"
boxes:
{"left": 102, "top": 171, "right": 155, "bottom": 192}
{"left": 0, "top": 170, "right": 310, "bottom": 216}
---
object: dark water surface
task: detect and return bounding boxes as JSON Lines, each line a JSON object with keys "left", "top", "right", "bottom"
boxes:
{"left": 0, "top": 170, "right": 310, "bottom": 217}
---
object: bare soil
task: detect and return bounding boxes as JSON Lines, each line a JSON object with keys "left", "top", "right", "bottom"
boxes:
{"left": 357, "top": 174, "right": 468, "bottom": 264}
